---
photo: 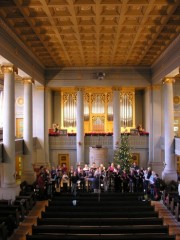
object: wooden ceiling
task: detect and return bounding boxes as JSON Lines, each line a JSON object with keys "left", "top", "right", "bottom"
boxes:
{"left": 0, "top": 0, "right": 179, "bottom": 69}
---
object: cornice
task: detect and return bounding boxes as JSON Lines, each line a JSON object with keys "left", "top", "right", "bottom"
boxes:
{"left": 152, "top": 35, "right": 180, "bottom": 69}
{"left": 151, "top": 34, "right": 180, "bottom": 84}
{"left": 0, "top": 18, "right": 45, "bottom": 85}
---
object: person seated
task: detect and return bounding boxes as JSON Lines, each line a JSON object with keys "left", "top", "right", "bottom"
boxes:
{"left": 55, "top": 124, "right": 60, "bottom": 133}
{"left": 136, "top": 124, "right": 144, "bottom": 132}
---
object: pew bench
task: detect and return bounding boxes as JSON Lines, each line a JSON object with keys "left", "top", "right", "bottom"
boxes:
{"left": 16, "top": 195, "right": 35, "bottom": 210}
{"left": 162, "top": 190, "right": 178, "bottom": 209}
{"left": 0, "top": 222, "right": 8, "bottom": 240}
{"left": 0, "top": 204, "right": 25, "bottom": 222}
{"left": 170, "top": 195, "right": 180, "bottom": 215}
{"left": 0, "top": 208, "right": 20, "bottom": 227}
{"left": 0, "top": 215, "right": 16, "bottom": 236}
{"left": 175, "top": 202, "right": 180, "bottom": 221}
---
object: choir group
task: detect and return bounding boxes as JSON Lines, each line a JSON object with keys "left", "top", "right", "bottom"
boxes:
{"left": 35, "top": 162, "right": 162, "bottom": 201}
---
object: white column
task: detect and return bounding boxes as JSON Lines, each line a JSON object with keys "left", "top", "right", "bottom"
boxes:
{"left": 33, "top": 85, "right": 46, "bottom": 167}
{"left": 21, "top": 78, "right": 36, "bottom": 184}
{"left": 0, "top": 64, "right": 20, "bottom": 200}
{"left": 144, "top": 87, "right": 151, "bottom": 136}
{"left": 144, "top": 87, "right": 153, "bottom": 164}
{"left": 150, "top": 85, "right": 164, "bottom": 175}
{"left": 76, "top": 88, "right": 84, "bottom": 165}
{"left": 113, "top": 87, "right": 120, "bottom": 150}
{"left": 162, "top": 78, "right": 177, "bottom": 183}
{"left": 44, "top": 87, "right": 52, "bottom": 166}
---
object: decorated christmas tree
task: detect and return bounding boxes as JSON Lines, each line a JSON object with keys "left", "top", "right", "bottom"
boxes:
{"left": 114, "top": 134, "right": 133, "bottom": 172}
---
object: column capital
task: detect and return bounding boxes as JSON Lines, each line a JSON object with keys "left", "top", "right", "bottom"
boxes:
{"left": 1, "top": 64, "right": 18, "bottom": 74}
{"left": 162, "top": 77, "right": 175, "bottom": 85}
{"left": 75, "top": 87, "right": 84, "bottom": 92}
{"left": 23, "top": 77, "right": 34, "bottom": 84}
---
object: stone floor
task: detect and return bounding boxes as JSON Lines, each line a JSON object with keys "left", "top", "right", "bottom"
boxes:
{"left": 8, "top": 199, "right": 180, "bottom": 240}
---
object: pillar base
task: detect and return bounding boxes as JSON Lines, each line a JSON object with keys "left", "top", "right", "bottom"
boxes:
{"left": 162, "top": 169, "right": 178, "bottom": 184}
{"left": 21, "top": 171, "right": 37, "bottom": 185}
{"left": 0, "top": 184, "right": 20, "bottom": 200}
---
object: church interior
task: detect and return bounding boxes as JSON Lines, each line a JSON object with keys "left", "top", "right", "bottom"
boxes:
{"left": 0, "top": 1, "right": 180, "bottom": 239}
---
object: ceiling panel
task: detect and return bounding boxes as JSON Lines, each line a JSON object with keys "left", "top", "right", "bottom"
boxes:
{"left": 0, "top": 0, "right": 179, "bottom": 68}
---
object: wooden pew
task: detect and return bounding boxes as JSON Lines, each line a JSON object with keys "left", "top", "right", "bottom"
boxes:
{"left": 16, "top": 195, "right": 35, "bottom": 210}
{"left": 0, "top": 209, "right": 20, "bottom": 227}
{"left": 175, "top": 202, "right": 180, "bottom": 221}
{"left": 164, "top": 191, "right": 178, "bottom": 210}
{"left": 0, "top": 222, "right": 8, "bottom": 240}
{"left": 0, "top": 215, "right": 16, "bottom": 236}
{"left": 0, "top": 205, "right": 25, "bottom": 222}
{"left": 170, "top": 195, "right": 180, "bottom": 215}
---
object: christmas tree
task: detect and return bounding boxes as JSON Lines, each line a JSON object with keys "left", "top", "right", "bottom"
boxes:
{"left": 114, "top": 134, "right": 133, "bottom": 172}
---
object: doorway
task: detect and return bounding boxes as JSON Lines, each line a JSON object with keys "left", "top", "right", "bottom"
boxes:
{"left": 58, "top": 154, "right": 70, "bottom": 171}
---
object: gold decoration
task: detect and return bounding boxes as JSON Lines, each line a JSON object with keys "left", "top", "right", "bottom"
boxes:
{"left": 162, "top": 78, "right": 175, "bottom": 84}
{"left": 1, "top": 64, "right": 18, "bottom": 74}
{"left": 23, "top": 78, "right": 34, "bottom": 84}
{"left": 16, "top": 97, "right": 24, "bottom": 106}
{"left": 174, "top": 96, "right": 180, "bottom": 104}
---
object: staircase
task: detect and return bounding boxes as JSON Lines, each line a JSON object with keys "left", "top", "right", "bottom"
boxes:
{"left": 24, "top": 192, "right": 177, "bottom": 240}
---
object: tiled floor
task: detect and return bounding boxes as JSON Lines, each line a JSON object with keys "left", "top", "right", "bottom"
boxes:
{"left": 8, "top": 199, "right": 180, "bottom": 240}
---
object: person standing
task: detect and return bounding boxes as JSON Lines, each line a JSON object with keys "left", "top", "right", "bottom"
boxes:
{"left": 71, "top": 171, "right": 79, "bottom": 196}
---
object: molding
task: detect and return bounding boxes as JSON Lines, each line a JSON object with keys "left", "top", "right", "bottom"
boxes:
{"left": 0, "top": 19, "right": 45, "bottom": 85}
{"left": 151, "top": 35, "right": 180, "bottom": 84}
{"left": 45, "top": 67, "right": 151, "bottom": 88}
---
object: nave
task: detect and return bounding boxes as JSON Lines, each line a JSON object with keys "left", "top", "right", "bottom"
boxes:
{"left": 8, "top": 192, "right": 180, "bottom": 240}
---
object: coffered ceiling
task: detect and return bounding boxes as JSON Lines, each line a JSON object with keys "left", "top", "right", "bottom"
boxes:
{"left": 0, "top": 0, "right": 179, "bottom": 69}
